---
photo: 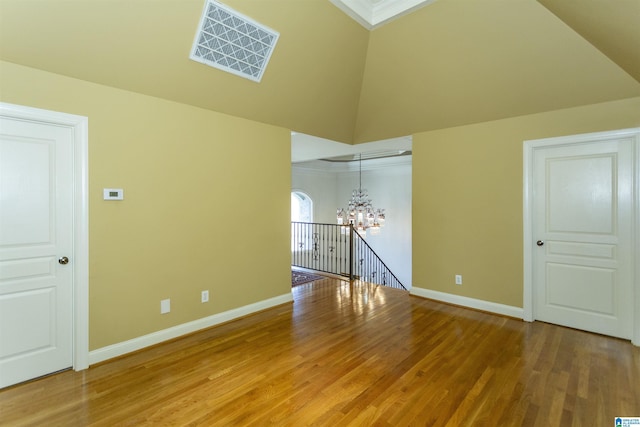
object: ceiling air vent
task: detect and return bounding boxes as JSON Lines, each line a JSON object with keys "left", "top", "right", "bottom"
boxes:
{"left": 190, "top": 0, "right": 279, "bottom": 82}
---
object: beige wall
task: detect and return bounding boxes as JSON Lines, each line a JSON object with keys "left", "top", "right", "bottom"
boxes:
{"left": 3, "top": 57, "right": 639, "bottom": 351}
{"left": 0, "top": 61, "right": 292, "bottom": 350}
{"left": 412, "top": 97, "right": 640, "bottom": 307}
{"left": 353, "top": 0, "right": 640, "bottom": 144}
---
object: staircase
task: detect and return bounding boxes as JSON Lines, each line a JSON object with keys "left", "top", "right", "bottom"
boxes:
{"left": 291, "top": 222, "right": 406, "bottom": 290}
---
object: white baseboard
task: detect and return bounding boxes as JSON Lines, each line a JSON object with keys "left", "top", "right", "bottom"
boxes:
{"left": 410, "top": 287, "right": 523, "bottom": 319}
{"left": 89, "top": 292, "right": 293, "bottom": 366}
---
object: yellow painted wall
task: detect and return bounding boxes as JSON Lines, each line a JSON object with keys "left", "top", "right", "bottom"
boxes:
{"left": 354, "top": 0, "right": 640, "bottom": 144}
{"left": 413, "top": 97, "right": 640, "bottom": 307}
{"left": 0, "top": 61, "right": 292, "bottom": 350}
{"left": 0, "top": 0, "right": 370, "bottom": 144}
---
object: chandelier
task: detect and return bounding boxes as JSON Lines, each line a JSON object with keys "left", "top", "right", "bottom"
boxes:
{"left": 336, "top": 154, "right": 385, "bottom": 238}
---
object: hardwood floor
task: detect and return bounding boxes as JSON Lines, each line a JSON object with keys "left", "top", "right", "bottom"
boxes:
{"left": 1, "top": 278, "right": 639, "bottom": 426}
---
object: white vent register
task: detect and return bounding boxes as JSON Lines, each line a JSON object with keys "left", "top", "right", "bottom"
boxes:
{"left": 190, "top": 0, "right": 279, "bottom": 82}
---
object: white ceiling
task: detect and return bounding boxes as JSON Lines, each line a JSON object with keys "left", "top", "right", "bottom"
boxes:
{"left": 291, "top": 133, "right": 412, "bottom": 163}
{"left": 329, "top": 0, "right": 438, "bottom": 29}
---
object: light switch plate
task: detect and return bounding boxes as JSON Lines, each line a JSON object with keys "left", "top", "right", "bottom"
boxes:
{"left": 161, "top": 298, "right": 170, "bottom": 314}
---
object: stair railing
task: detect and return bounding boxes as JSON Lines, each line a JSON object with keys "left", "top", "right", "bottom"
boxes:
{"left": 291, "top": 222, "right": 406, "bottom": 290}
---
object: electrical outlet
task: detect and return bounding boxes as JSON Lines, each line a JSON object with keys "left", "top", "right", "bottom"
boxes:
{"left": 201, "top": 290, "right": 209, "bottom": 303}
{"left": 455, "top": 275, "right": 463, "bottom": 285}
{"left": 161, "top": 298, "right": 171, "bottom": 314}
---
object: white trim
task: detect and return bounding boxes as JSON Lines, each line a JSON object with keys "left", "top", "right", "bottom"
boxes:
{"left": 0, "top": 102, "right": 90, "bottom": 370}
{"left": 293, "top": 155, "right": 412, "bottom": 173}
{"left": 410, "top": 287, "right": 524, "bottom": 319}
{"left": 523, "top": 128, "right": 640, "bottom": 345}
{"left": 635, "top": 134, "right": 640, "bottom": 346}
{"left": 522, "top": 136, "right": 534, "bottom": 323}
{"left": 89, "top": 292, "right": 293, "bottom": 365}
{"left": 291, "top": 132, "right": 411, "bottom": 164}
{"left": 329, "top": 0, "right": 437, "bottom": 30}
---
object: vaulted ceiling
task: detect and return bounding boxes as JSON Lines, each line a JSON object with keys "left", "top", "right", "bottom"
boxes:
{"left": 0, "top": 0, "right": 638, "bottom": 144}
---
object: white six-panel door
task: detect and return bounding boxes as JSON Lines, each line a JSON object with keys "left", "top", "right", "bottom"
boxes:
{"left": 525, "top": 129, "right": 639, "bottom": 342}
{"left": 0, "top": 116, "right": 75, "bottom": 388}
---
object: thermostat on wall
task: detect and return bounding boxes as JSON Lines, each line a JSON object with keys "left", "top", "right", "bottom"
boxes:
{"left": 103, "top": 188, "right": 124, "bottom": 200}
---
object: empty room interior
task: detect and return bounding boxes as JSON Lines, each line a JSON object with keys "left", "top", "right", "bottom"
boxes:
{"left": 1, "top": 0, "right": 640, "bottom": 425}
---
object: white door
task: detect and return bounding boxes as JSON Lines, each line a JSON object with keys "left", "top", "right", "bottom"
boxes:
{"left": 531, "top": 135, "right": 634, "bottom": 339}
{"left": 0, "top": 116, "right": 74, "bottom": 388}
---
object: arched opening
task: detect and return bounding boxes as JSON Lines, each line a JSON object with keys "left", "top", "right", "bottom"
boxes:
{"left": 291, "top": 191, "right": 313, "bottom": 252}
{"left": 291, "top": 191, "right": 312, "bottom": 222}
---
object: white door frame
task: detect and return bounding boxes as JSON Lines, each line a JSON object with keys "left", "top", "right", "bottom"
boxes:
{"left": 0, "top": 102, "right": 89, "bottom": 370}
{"left": 523, "top": 128, "right": 640, "bottom": 346}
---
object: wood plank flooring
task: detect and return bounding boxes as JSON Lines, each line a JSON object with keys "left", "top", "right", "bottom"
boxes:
{"left": 1, "top": 278, "right": 639, "bottom": 426}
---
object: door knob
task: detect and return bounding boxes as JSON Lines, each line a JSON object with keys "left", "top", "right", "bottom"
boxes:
{"left": 58, "top": 256, "right": 69, "bottom": 265}
{"left": 536, "top": 240, "right": 544, "bottom": 246}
